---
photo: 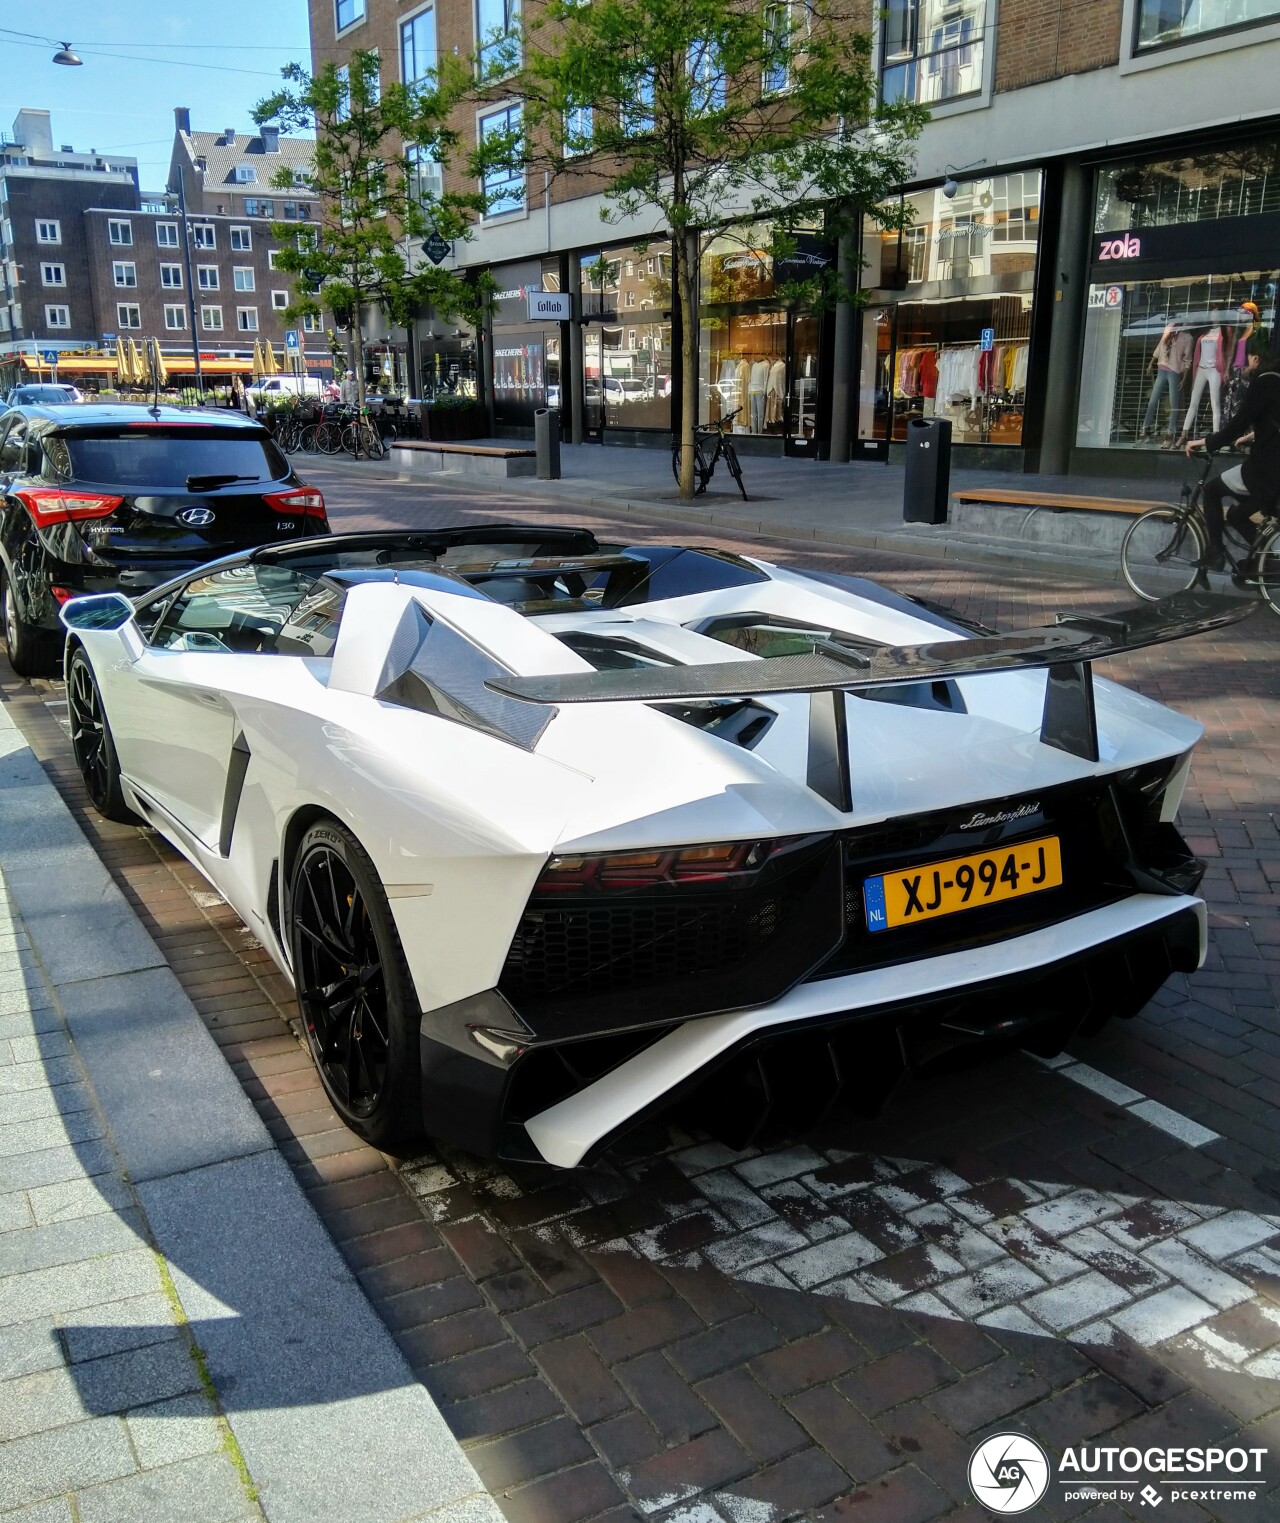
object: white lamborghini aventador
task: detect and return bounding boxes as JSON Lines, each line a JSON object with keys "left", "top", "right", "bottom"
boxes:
{"left": 59, "top": 526, "right": 1249, "bottom": 1168}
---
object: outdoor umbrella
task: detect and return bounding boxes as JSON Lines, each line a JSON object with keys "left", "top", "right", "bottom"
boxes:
{"left": 251, "top": 339, "right": 265, "bottom": 380}
{"left": 114, "top": 336, "right": 128, "bottom": 387}
{"left": 128, "top": 339, "right": 147, "bottom": 385}
{"left": 263, "top": 340, "right": 279, "bottom": 376}
{"left": 150, "top": 339, "right": 168, "bottom": 388}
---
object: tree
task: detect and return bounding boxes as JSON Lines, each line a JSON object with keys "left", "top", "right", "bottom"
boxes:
{"left": 255, "top": 50, "right": 487, "bottom": 409}
{"left": 473, "top": 0, "right": 924, "bottom": 495}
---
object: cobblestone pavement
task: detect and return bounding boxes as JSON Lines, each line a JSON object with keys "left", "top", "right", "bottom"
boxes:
{"left": 0, "top": 878, "right": 263, "bottom": 1523}
{"left": 4, "top": 464, "right": 1280, "bottom": 1522}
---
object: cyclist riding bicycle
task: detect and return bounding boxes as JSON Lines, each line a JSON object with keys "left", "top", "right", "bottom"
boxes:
{"left": 1186, "top": 336, "right": 1280, "bottom": 574}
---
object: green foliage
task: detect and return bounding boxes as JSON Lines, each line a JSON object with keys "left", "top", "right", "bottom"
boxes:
{"left": 255, "top": 49, "right": 489, "bottom": 404}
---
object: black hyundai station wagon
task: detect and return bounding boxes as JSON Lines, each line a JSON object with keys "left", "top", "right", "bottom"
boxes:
{"left": 0, "top": 404, "right": 330, "bottom": 675}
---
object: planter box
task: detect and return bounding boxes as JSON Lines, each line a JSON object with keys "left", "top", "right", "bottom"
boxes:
{"left": 424, "top": 405, "right": 487, "bottom": 442}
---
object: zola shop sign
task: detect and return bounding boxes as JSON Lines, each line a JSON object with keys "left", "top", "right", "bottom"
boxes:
{"left": 1091, "top": 211, "right": 1280, "bottom": 275}
{"left": 527, "top": 291, "right": 571, "bottom": 320}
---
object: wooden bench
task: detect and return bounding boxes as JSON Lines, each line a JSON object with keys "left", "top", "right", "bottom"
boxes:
{"left": 390, "top": 439, "right": 537, "bottom": 480}
{"left": 953, "top": 487, "right": 1166, "bottom": 517}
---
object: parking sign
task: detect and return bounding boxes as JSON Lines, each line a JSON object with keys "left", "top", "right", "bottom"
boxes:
{"left": 980, "top": 329, "right": 994, "bottom": 352}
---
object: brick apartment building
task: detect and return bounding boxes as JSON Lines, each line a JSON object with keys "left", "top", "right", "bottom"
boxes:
{"left": 309, "top": 0, "right": 1280, "bottom": 479}
{"left": 0, "top": 107, "right": 323, "bottom": 387}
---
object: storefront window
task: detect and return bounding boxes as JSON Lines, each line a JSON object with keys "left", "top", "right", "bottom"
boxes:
{"left": 881, "top": 0, "right": 986, "bottom": 106}
{"left": 1078, "top": 138, "right": 1279, "bottom": 449}
{"left": 580, "top": 241, "right": 673, "bottom": 429}
{"left": 859, "top": 174, "right": 1041, "bottom": 447}
{"left": 701, "top": 311, "right": 788, "bottom": 434}
{"left": 1136, "top": 0, "right": 1280, "bottom": 52}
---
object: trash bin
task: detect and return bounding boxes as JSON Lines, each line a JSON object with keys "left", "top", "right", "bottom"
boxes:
{"left": 903, "top": 416, "right": 952, "bottom": 524}
{"left": 534, "top": 407, "right": 561, "bottom": 480}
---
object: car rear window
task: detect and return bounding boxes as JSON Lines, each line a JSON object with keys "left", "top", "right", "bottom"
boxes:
{"left": 15, "top": 387, "right": 75, "bottom": 403}
{"left": 61, "top": 429, "right": 289, "bottom": 489}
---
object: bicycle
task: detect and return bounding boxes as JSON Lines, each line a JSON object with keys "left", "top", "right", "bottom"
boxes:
{"left": 1120, "top": 450, "right": 1280, "bottom": 614}
{"left": 671, "top": 407, "right": 748, "bottom": 500}
{"left": 341, "top": 408, "right": 387, "bottom": 461}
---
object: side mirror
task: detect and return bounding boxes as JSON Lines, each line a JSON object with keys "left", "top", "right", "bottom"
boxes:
{"left": 60, "top": 592, "right": 135, "bottom": 632}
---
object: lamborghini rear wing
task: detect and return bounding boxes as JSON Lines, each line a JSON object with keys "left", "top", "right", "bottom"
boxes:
{"left": 487, "top": 591, "right": 1252, "bottom": 797}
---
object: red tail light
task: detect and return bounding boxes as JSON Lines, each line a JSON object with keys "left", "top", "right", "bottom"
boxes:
{"left": 533, "top": 838, "right": 808, "bottom": 894}
{"left": 13, "top": 488, "right": 123, "bottom": 529}
{"left": 264, "top": 486, "right": 327, "bottom": 521}
{"left": 50, "top": 585, "right": 76, "bottom": 605}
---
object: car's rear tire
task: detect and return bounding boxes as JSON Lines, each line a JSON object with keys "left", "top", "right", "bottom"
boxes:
{"left": 1, "top": 570, "right": 61, "bottom": 679}
{"left": 66, "top": 648, "right": 138, "bottom": 823}
{"left": 289, "top": 819, "right": 423, "bottom": 1151}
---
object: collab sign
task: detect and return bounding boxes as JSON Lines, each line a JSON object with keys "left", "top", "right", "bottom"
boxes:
{"left": 527, "top": 291, "right": 571, "bottom": 321}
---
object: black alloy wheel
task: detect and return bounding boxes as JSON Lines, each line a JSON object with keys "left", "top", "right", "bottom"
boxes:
{"left": 1, "top": 569, "right": 61, "bottom": 679}
{"left": 67, "top": 649, "right": 136, "bottom": 822}
{"left": 289, "top": 819, "right": 422, "bottom": 1148}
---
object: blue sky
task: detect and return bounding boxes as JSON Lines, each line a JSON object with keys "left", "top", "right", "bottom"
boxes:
{"left": 0, "top": 2, "right": 313, "bottom": 190}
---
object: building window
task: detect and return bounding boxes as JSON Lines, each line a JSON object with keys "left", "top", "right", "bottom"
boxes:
{"left": 197, "top": 266, "right": 219, "bottom": 290}
{"left": 117, "top": 303, "right": 142, "bottom": 329}
{"left": 336, "top": 0, "right": 366, "bottom": 29}
{"left": 160, "top": 264, "right": 183, "bottom": 289}
{"left": 233, "top": 267, "right": 256, "bottom": 292}
{"left": 479, "top": 103, "right": 524, "bottom": 215}
{"left": 36, "top": 219, "right": 61, "bottom": 244}
{"left": 108, "top": 218, "right": 133, "bottom": 246}
{"left": 235, "top": 165, "right": 256, "bottom": 183}
{"left": 763, "top": 2, "right": 792, "bottom": 93}
{"left": 407, "top": 144, "right": 444, "bottom": 207}
{"left": 157, "top": 221, "right": 179, "bottom": 247}
{"left": 688, "top": 39, "right": 726, "bottom": 112}
{"left": 192, "top": 224, "right": 216, "bottom": 249}
{"left": 244, "top": 199, "right": 275, "bottom": 219}
{"left": 164, "top": 304, "right": 187, "bottom": 329}
{"left": 272, "top": 290, "right": 289, "bottom": 310}
{"left": 477, "top": 0, "right": 521, "bottom": 74}
{"left": 563, "top": 104, "right": 592, "bottom": 157}
{"left": 45, "top": 304, "right": 71, "bottom": 329}
{"left": 302, "top": 312, "right": 323, "bottom": 332}
{"left": 624, "top": 70, "right": 655, "bottom": 135}
{"left": 881, "top": 0, "right": 987, "bottom": 106}
{"left": 237, "top": 307, "right": 259, "bottom": 332}
{"left": 112, "top": 261, "right": 137, "bottom": 288}
{"left": 201, "top": 305, "right": 223, "bottom": 331}
{"left": 40, "top": 262, "right": 66, "bottom": 287}
{"left": 267, "top": 249, "right": 281, "bottom": 269}
{"left": 401, "top": 7, "right": 437, "bottom": 84}
{"left": 1136, "top": 0, "right": 1280, "bottom": 50}
{"left": 230, "top": 226, "right": 252, "bottom": 252}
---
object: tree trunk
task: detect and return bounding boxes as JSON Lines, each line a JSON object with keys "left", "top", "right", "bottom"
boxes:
{"left": 352, "top": 299, "right": 367, "bottom": 412}
{"left": 674, "top": 234, "right": 698, "bottom": 499}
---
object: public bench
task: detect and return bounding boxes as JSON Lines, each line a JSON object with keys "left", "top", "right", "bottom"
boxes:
{"left": 952, "top": 487, "right": 1166, "bottom": 516}
{"left": 390, "top": 440, "right": 537, "bottom": 480}
{"left": 949, "top": 486, "right": 1172, "bottom": 556}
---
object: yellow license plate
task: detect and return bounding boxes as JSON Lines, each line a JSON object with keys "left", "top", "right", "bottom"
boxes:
{"left": 863, "top": 836, "right": 1063, "bottom": 933}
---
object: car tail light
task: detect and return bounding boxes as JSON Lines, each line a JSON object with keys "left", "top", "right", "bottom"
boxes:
{"left": 264, "top": 486, "right": 327, "bottom": 520}
{"left": 13, "top": 488, "right": 123, "bottom": 529}
{"left": 50, "top": 586, "right": 76, "bottom": 605}
{"left": 532, "top": 837, "right": 809, "bottom": 894}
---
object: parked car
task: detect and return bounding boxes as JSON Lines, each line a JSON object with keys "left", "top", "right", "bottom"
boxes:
{"left": 246, "top": 376, "right": 327, "bottom": 404}
{"left": 5, "top": 384, "right": 82, "bottom": 406}
{"left": 0, "top": 403, "right": 328, "bottom": 676}
{"left": 59, "top": 525, "right": 1247, "bottom": 1161}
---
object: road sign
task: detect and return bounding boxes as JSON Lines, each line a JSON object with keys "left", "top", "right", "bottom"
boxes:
{"left": 284, "top": 330, "right": 300, "bottom": 350}
{"left": 102, "top": 332, "right": 116, "bottom": 343}
{"left": 980, "top": 328, "right": 994, "bottom": 352}
{"left": 424, "top": 231, "right": 450, "bottom": 265}
{"left": 41, "top": 349, "right": 59, "bottom": 364}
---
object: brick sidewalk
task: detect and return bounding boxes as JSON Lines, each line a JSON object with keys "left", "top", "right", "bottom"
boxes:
{"left": 4, "top": 482, "right": 1280, "bottom": 1522}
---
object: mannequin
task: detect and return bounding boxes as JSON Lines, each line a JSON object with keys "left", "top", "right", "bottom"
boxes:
{"left": 1178, "top": 315, "right": 1229, "bottom": 442}
{"left": 765, "top": 357, "right": 785, "bottom": 426}
{"left": 748, "top": 357, "right": 770, "bottom": 432}
{"left": 1140, "top": 322, "right": 1190, "bottom": 445}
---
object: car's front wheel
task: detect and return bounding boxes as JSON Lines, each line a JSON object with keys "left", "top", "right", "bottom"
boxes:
{"left": 1, "top": 569, "right": 61, "bottom": 679}
{"left": 67, "top": 648, "right": 137, "bottom": 823}
{"left": 289, "top": 819, "right": 423, "bottom": 1150}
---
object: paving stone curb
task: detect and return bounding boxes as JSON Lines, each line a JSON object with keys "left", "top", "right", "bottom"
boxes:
{"left": 0, "top": 697, "right": 505, "bottom": 1523}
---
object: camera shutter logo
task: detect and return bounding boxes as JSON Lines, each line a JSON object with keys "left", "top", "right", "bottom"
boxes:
{"left": 969, "top": 1433, "right": 1051, "bottom": 1514}
{"left": 177, "top": 507, "right": 216, "bottom": 527}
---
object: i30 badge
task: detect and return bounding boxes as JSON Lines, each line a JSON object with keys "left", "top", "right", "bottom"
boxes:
{"left": 177, "top": 506, "right": 216, "bottom": 527}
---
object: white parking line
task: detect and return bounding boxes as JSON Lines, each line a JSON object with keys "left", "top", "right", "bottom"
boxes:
{"left": 1027, "top": 1054, "right": 1220, "bottom": 1148}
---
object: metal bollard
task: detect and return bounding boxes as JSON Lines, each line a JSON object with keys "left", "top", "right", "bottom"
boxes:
{"left": 534, "top": 407, "right": 561, "bottom": 480}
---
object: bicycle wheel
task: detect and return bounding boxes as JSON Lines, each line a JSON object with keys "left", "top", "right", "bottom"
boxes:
{"left": 1121, "top": 509, "right": 1206, "bottom": 601}
{"left": 299, "top": 423, "right": 318, "bottom": 453}
{"left": 722, "top": 441, "right": 747, "bottom": 502}
{"left": 315, "top": 421, "right": 343, "bottom": 455}
{"left": 1257, "top": 525, "right": 1280, "bottom": 616}
{"left": 671, "top": 442, "right": 709, "bottom": 494}
{"left": 363, "top": 424, "right": 386, "bottom": 461}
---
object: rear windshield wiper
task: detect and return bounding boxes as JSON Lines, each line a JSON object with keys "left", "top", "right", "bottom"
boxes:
{"left": 185, "top": 473, "right": 260, "bottom": 492}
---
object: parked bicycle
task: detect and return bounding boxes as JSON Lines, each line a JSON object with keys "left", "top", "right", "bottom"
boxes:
{"left": 342, "top": 407, "right": 387, "bottom": 460}
{"left": 1120, "top": 449, "right": 1280, "bottom": 614}
{"left": 671, "top": 407, "right": 748, "bottom": 500}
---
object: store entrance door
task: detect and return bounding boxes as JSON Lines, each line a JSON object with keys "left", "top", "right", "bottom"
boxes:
{"left": 853, "top": 307, "right": 891, "bottom": 461}
{"left": 582, "top": 328, "right": 604, "bottom": 441}
{"left": 784, "top": 314, "right": 822, "bottom": 457}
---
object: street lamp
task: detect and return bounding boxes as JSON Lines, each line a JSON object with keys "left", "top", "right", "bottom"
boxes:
{"left": 165, "top": 170, "right": 204, "bottom": 396}
{"left": 51, "top": 43, "right": 83, "bottom": 66}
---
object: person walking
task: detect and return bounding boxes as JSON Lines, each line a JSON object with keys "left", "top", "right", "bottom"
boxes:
{"left": 340, "top": 370, "right": 358, "bottom": 406}
{"left": 1186, "top": 337, "right": 1280, "bottom": 574}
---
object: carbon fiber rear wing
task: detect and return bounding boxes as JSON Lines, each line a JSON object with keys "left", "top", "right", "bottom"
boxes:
{"left": 487, "top": 591, "right": 1253, "bottom": 795}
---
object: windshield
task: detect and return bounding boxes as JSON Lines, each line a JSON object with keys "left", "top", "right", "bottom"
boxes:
{"left": 61, "top": 430, "right": 289, "bottom": 489}
{"left": 14, "top": 386, "right": 75, "bottom": 403}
